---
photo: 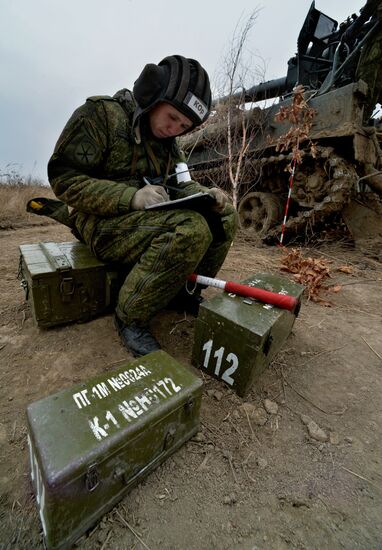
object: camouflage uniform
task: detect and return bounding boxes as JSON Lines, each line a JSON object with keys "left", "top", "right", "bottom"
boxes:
{"left": 355, "top": 0, "right": 382, "bottom": 120}
{"left": 48, "top": 90, "right": 237, "bottom": 325}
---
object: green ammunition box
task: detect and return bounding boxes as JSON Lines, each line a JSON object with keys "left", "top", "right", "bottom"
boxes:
{"left": 192, "top": 273, "right": 304, "bottom": 397}
{"left": 18, "top": 241, "right": 123, "bottom": 328}
{"left": 27, "top": 350, "right": 203, "bottom": 550}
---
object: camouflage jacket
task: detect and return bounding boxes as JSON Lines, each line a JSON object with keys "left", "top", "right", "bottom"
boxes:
{"left": 48, "top": 89, "right": 205, "bottom": 225}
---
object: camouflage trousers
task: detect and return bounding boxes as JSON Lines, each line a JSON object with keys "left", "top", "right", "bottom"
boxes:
{"left": 357, "top": 24, "right": 382, "bottom": 121}
{"left": 80, "top": 205, "right": 238, "bottom": 325}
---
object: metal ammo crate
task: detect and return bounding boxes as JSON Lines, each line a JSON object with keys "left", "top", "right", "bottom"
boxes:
{"left": 27, "top": 350, "right": 203, "bottom": 549}
{"left": 192, "top": 273, "right": 304, "bottom": 397}
{"left": 18, "top": 241, "right": 122, "bottom": 327}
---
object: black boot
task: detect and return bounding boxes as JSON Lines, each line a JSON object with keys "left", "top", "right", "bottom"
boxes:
{"left": 114, "top": 315, "right": 161, "bottom": 357}
{"left": 166, "top": 287, "right": 204, "bottom": 317}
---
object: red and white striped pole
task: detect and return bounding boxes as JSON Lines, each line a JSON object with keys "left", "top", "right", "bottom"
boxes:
{"left": 187, "top": 274, "right": 299, "bottom": 312}
{"left": 279, "top": 158, "right": 297, "bottom": 246}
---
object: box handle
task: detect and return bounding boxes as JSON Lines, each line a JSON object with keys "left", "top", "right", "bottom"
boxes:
{"left": 85, "top": 463, "right": 100, "bottom": 492}
{"left": 114, "top": 427, "right": 177, "bottom": 486}
{"left": 263, "top": 333, "right": 274, "bottom": 356}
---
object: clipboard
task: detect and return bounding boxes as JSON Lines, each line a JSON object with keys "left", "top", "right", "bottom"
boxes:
{"left": 145, "top": 192, "right": 216, "bottom": 211}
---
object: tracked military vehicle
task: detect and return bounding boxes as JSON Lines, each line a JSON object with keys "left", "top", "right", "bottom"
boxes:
{"left": 182, "top": 1, "right": 382, "bottom": 242}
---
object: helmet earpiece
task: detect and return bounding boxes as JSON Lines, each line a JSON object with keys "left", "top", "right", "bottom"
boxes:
{"left": 133, "top": 64, "right": 167, "bottom": 108}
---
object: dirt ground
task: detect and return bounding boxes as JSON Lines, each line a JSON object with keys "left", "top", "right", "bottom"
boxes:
{"left": 0, "top": 222, "right": 381, "bottom": 550}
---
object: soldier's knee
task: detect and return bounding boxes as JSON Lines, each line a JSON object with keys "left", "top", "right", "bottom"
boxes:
{"left": 183, "top": 211, "right": 213, "bottom": 251}
{"left": 222, "top": 204, "right": 239, "bottom": 241}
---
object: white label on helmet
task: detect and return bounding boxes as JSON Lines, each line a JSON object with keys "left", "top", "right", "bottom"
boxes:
{"left": 184, "top": 92, "right": 208, "bottom": 121}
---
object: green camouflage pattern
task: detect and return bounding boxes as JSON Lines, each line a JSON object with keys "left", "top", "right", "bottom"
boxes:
{"left": 94, "top": 205, "right": 238, "bottom": 324}
{"left": 48, "top": 90, "right": 238, "bottom": 325}
{"left": 356, "top": 0, "right": 382, "bottom": 120}
{"left": 357, "top": 28, "right": 382, "bottom": 120}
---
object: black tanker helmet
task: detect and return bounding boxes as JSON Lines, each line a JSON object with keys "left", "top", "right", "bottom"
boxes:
{"left": 132, "top": 55, "right": 212, "bottom": 134}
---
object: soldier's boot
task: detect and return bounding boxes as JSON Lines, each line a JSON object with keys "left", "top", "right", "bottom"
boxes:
{"left": 114, "top": 315, "right": 161, "bottom": 357}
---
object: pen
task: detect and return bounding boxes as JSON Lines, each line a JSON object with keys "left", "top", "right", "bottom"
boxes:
{"left": 143, "top": 177, "right": 185, "bottom": 195}
{"left": 164, "top": 184, "right": 186, "bottom": 193}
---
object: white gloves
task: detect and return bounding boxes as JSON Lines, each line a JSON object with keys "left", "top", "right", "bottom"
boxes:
{"left": 131, "top": 185, "right": 169, "bottom": 210}
{"left": 207, "top": 187, "right": 229, "bottom": 213}
{"left": 131, "top": 184, "right": 229, "bottom": 213}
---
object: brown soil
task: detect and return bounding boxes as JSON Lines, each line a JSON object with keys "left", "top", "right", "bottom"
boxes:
{"left": 1, "top": 223, "right": 382, "bottom": 550}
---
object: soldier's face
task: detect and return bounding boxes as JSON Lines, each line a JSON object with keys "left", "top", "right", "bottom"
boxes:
{"left": 149, "top": 102, "right": 193, "bottom": 139}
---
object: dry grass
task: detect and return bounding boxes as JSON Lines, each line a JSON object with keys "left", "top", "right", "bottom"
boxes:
{"left": 0, "top": 168, "right": 56, "bottom": 229}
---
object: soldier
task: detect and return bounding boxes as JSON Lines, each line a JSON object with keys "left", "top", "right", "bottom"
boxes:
{"left": 48, "top": 55, "right": 238, "bottom": 357}
{"left": 343, "top": 0, "right": 382, "bottom": 121}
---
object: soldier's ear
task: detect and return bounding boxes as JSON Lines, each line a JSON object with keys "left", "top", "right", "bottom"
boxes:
{"left": 133, "top": 64, "right": 167, "bottom": 108}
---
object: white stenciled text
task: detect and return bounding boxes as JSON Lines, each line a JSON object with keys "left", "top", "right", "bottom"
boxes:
{"left": 202, "top": 339, "right": 239, "bottom": 386}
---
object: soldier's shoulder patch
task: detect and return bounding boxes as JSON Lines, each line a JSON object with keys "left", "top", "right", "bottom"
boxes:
{"left": 86, "top": 95, "right": 115, "bottom": 103}
{"left": 74, "top": 140, "right": 99, "bottom": 166}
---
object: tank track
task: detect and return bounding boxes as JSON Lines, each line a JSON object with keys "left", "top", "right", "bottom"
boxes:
{"left": 191, "top": 145, "right": 359, "bottom": 241}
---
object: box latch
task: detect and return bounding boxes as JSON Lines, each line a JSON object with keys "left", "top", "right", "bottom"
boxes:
{"left": 60, "top": 277, "right": 75, "bottom": 302}
{"left": 184, "top": 397, "right": 195, "bottom": 416}
{"left": 17, "top": 257, "right": 29, "bottom": 299}
{"left": 85, "top": 463, "right": 100, "bottom": 492}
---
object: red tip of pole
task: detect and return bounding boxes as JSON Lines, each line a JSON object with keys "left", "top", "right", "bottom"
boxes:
{"left": 225, "top": 281, "right": 298, "bottom": 312}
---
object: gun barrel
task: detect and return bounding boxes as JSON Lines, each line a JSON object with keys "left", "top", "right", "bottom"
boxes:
{"left": 214, "top": 76, "right": 288, "bottom": 106}
{"left": 243, "top": 77, "right": 288, "bottom": 102}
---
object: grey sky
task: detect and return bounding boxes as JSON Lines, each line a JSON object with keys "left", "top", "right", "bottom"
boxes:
{"left": 1, "top": 0, "right": 361, "bottom": 181}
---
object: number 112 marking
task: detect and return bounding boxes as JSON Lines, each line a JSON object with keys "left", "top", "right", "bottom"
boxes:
{"left": 202, "top": 340, "right": 239, "bottom": 386}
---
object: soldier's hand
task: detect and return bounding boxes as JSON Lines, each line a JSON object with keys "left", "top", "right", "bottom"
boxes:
{"left": 131, "top": 185, "right": 169, "bottom": 210}
{"left": 207, "top": 187, "right": 229, "bottom": 213}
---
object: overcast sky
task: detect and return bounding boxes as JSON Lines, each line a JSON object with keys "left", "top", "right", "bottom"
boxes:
{"left": 1, "top": 0, "right": 361, "bottom": 181}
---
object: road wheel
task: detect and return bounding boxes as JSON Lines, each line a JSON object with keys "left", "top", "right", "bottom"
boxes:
{"left": 238, "top": 192, "right": 284, "bottom": 236}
